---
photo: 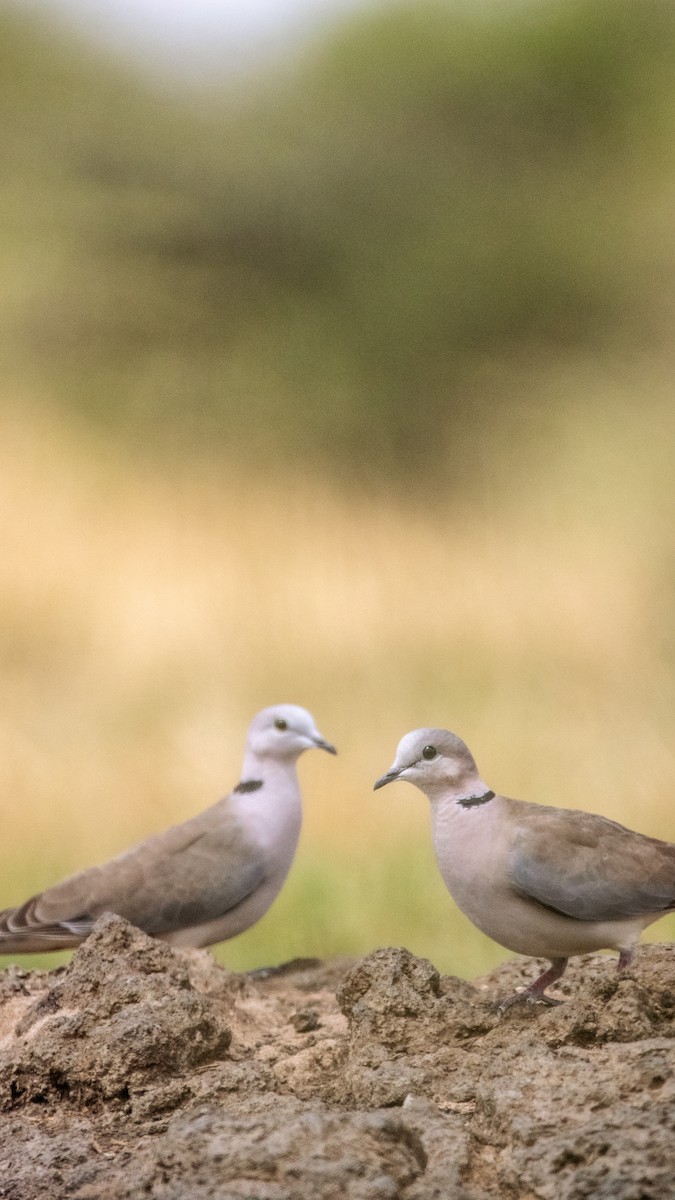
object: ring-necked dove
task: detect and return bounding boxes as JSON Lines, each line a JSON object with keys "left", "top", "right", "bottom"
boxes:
{"left": 375, "top": 728, "right": 675, "bottom": 1009}
{"left": 0, "top": 704, "right": 336, "bottom": 955}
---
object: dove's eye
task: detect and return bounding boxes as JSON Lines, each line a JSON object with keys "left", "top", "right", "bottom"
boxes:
{"left": 422, "top": 745, "right": 437, "bottom": 760}
{"left": 274, "top": 718, "right": 288, "bottom": 731}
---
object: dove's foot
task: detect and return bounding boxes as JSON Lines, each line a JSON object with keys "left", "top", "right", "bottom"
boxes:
{"left": 497, "top": 956, "right": 568, "bottom": 1014}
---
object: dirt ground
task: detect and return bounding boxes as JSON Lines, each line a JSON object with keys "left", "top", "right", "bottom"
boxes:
{"left": 0, "top": 914, "right": 674, "bottom": 1199}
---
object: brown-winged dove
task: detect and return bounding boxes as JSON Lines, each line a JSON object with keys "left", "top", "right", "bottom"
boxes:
{"left": 375, "top": 728, "right": 675, "bottom": 1008}
{"left": 0, "top": 704, "right": 336, "bottom": 954}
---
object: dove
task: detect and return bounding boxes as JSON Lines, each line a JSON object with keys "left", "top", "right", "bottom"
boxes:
{"left": 0, "top": 704, "right": 336, "bottom": 955}
{"left": 374, "top": 728, "right": 675, "bottom": 1009}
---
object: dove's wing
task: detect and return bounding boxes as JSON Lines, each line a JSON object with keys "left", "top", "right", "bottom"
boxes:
{"left": 0, "top": 797, "right": 266, "bottom": 951}
{"left": 506, "top": 800, "right": 675, "bottom": 922}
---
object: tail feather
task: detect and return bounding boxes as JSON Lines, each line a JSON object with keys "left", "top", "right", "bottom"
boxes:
{"left": 0, "top": 896, "right": 91, "bottom": 954}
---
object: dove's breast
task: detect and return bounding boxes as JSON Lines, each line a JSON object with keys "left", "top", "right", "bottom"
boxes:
{"left": 429, "top": 794, "right": 647, "bottom": 959}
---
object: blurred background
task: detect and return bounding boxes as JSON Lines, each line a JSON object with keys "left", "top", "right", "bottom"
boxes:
{"left": 2, "top": 0, "right": 675, "bottom": 977}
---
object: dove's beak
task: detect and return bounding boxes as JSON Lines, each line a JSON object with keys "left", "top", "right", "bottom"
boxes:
{"left": 373, "top": 767, "right": 400, "bottom": 790}
{"left": 314, "top": 736, "right": 337, "bottom": 755}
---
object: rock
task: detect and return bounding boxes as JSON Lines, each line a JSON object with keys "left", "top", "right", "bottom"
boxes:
{"left": 0, "top": 914, "right": 231, "bottom": 1106}
{"left": 0, "top": 925, "right": 674, "bottom": 1198}
{"left": 122, "top": 1103, "right": 428, "bottom": 1200}
{"left": 541, "top": 945, "right": 675, "bottom": 1047}
{"left": 337, "top": 946, "right": 497, "bottom": 1107}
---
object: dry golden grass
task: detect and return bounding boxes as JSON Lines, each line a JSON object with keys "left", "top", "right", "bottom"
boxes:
{"left": 2, "top": 362, "right": 675, "bottom": 975}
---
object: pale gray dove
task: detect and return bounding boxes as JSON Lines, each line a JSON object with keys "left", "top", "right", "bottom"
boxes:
{"left": 0, "top": 704, "right": 336, "bottom": 954}
{"left": 375, "top": 728, "right": 675, "bottom": 1008}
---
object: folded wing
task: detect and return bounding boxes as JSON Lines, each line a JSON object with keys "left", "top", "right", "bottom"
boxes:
{"left": 0, "top": 798, "right": 266, "bottom": 952}
{"left": 507, "top": 801, "right": 675, "bottom": 922}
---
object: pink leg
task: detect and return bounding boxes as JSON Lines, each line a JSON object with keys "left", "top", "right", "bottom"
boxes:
{"left": 498, "top": 957, "right": 568, "bottom": 1013}
{"left": 617, "top": 948, "right": 634, "bottom": 972}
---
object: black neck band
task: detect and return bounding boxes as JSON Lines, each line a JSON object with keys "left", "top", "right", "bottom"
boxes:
{"left": 234, "top": 779, "right": 263, "bottom": 794}
{"left": 457, "top": 789, "right": 495, "bottom": 809}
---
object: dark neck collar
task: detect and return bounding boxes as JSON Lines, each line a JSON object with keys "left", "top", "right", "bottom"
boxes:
{"left": 456, "top": 789, "right": 495, "bottom": 809}
{"left": 234, "top": 779, "right": 263, "bottom": 794}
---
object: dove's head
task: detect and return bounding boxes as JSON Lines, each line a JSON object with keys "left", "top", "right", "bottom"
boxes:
{"left": 247, "top": 705, "right": 337, "bottom": 762}
{"left": 374, "top": 728, "right": 486, "bottom": 802}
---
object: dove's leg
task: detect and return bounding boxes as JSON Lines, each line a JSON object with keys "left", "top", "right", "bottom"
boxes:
{"left": 497, "top": 957, "right": 568, "bottom": 1013}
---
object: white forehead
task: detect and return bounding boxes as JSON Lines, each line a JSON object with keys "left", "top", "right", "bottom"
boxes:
{"left": 251, "top": 704, "right": 315, "bottom": 732}
{"left": 395, "top": 728, "right": 442, "bottom": 762}
{"left": 394, "top": 728, "right": 472, "bottom": 764}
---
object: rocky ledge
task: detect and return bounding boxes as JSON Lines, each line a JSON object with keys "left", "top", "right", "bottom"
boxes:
{"left": 0, "top": 914, "right": 673, "bottom": 1199}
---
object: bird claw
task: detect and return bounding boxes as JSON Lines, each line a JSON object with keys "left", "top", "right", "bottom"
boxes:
{"left": 496, "top": 988, "right": 563, "bottom": 1014}
{"left": 527, "top": 991, "right": 562, "bottom": 1007}
{"left": 495, "top": 992, "right": 523, "bottom": 1015}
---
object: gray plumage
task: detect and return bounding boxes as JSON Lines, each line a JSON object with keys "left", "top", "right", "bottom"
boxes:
{"left": 0, "top": 704, "right": 336, "bottom": 955}
{"left": 375, "top": 727, "right": 675, "bottom": 1007}
{"left": 509, "top": 801, "right": 675, "bottom": 922}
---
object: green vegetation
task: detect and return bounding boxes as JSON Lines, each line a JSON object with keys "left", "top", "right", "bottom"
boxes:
{"left": 2, "top": 0, "right": 675, "bottom": 481}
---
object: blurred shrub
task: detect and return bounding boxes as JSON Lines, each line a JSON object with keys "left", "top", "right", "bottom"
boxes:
{"left": 2, "top": 0, "right": 675, "bottom": 482}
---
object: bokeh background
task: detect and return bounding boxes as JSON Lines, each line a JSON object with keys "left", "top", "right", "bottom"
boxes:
{"left": 2, "top": 0, "right": 675, "bottom": 976}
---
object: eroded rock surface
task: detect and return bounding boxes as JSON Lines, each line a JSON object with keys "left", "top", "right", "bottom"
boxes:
{"left": 0, "top": 915, "right": 673, "bottom": 1199}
